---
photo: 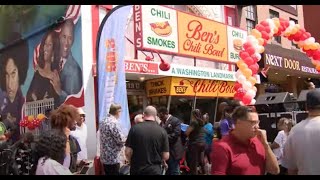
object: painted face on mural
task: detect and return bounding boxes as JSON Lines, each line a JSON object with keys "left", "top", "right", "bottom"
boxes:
{"left": 59, "top": 22, "right": 74, "bottom": 59}
{"left": 5, "top": 58, "right": 19, "bottom": 103}
{"left": 44, "top": 34, "right": 54, "bottom": 63}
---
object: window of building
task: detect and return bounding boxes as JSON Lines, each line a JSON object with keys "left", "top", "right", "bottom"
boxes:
{"left": 290, "top": 18, "right": 299, "bottom": 49}
{"left": 167, "top": 5, "right": 196, "bottom": 14}
{"left": 290, "top": 5, "right": 297, "bottom": 10}
{"left": 245, "top": 5, "right": 256, "bottom": 33}
{"left": 270, "top": 9, "right": 281, "bottom": 44}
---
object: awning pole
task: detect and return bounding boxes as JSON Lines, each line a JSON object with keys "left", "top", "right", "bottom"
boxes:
{"left": 214, "top": 91, "right": 219, "bottom": 122}
{"left": 167, "top": 95, "right": 172, "bottom": 112}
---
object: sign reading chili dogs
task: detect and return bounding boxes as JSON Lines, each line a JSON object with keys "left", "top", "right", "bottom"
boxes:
{"left": 133, "top": 5, "right": 247, "bottom": 63}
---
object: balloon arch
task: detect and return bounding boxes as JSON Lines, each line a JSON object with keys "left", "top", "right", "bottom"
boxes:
{"left": 233, "top": 17, "right": 320, "bottom": 105}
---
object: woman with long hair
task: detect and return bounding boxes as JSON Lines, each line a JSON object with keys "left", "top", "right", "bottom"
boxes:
{"left": 26, "top": 30, "right": 61, "bottom": 107}
{"left": 185, "top": 109, "right": 206, "bottom": 175}
{"left": 50, "top": 104, "right": 81, "bottom": 173}
{"left": 34, "top": 129, "right": 72, "bottom": 175}
{"left": 270, "top": 118, "right": 294, "bottom": 175}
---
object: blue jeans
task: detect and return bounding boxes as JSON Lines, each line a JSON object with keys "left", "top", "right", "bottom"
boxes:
{"left": 166, "top": 156, "right": 180, "bottom": 175}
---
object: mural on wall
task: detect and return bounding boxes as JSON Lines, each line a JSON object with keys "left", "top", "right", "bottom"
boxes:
{"left": 0, "top": 5, "right": 83, "bottom": 141}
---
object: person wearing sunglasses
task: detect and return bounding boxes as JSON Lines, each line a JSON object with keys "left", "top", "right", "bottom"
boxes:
{"left": 211, "top": 106, "right": 279, "bottom": 175}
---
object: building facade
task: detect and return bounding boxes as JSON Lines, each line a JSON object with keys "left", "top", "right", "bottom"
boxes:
{"left": 239, "top": 5, "right": 319, "bottom": 98}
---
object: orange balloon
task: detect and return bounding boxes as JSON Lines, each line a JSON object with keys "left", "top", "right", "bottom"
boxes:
{"left": 28, "top": 115, "right": 34, "bottom": 122}
{"left": 239, "top": 63, "right": 248, "bottom": 71}
{"left": 258, "top": 46, "right": 265, "bottom": 53}
{"left": 291, "top": 27, "right": 298, "bottom": 35}
{"left": 251, "top": 29, "right": 262, "bottom": 39}
{"left": 273, "top": 27, "right": 279, "bottom": 34}
{"left": 242, "top": 68, "right": 253, "bottom": 78}
{"left": 236, "top": 59, "right": 244, "bottom": 67}
{"left": 316, "top": 64, "right": 320, "bottom": 71}
{"left": 248, "top": 76, "right": 257, "bottom": 85}
{"left": 311, "top": 60, "right": 318, "bottom": 66}
{"left": 258, "top": 38, "right": 264, "bottom": 46}
{"left": 272, "top": 18, "right": 280, "bottom": 28}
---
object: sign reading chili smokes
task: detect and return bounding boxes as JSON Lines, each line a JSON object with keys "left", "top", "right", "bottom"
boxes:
{"left": 133, "top": 5, "right": 247, "bottom": 62}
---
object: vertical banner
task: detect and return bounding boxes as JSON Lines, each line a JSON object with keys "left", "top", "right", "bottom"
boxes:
{"left": 97, "top": 6, "right": 132, "bottom": 136}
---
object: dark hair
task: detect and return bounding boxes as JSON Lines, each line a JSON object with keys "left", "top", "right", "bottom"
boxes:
{"left": 192, "top": 109, "right": 204, "bottom": 126}
{"left": 232, "top": 106, "right": 256, "bottom": 123}
{"left": 37, "top": 30, "right": 60, "bottom": 70}
{"left": 50, "top": 104, "right": 80, "bottom": 130}
{"left": 34, "top": 129, "right": 67, "bottom": 171}
{"left": 0, "top": 32, "right": 29, "bottom": 88}
{"left": 158, "top": 106, "right": 168, "bottom": 114}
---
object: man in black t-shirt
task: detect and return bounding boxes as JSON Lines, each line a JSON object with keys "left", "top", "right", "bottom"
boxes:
{"left": 125, "top": 106, "right": 169, "bottom": 175}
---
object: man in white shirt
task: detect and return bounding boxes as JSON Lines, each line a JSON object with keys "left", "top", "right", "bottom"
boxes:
{"left": 70, "top": 108, "right": 88, "bottom": 162}
{"left": 282, "top": 89, "right": 320, "bottom": 175}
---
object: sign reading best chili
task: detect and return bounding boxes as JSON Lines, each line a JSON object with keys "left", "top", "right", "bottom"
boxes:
{"left": 133, "top": 5, "right": 241, "bottom": 63}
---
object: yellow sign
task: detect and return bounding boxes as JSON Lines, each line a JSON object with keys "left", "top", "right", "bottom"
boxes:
{"left": 146, "top": 77, "right": 171, "bottom": 97}
{"left": 177, "top": 11, "right": 228, "bottom": 62}
{"left": 146, "top": 77, "right": 235, "bottom": 97}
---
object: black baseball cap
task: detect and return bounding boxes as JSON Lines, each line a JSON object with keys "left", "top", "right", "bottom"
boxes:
{"left": 306, "top": 89, "right": 320, "bottom": 109}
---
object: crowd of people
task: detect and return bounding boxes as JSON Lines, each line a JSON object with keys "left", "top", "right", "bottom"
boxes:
{"left": 2, "top": 89, "right": 320, "bottom": 175}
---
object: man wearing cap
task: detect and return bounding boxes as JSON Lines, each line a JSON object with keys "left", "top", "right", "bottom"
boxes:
{"left": 70, "top": 107, "right": 88, "bottom": 163}
{"left": 125, "top": 106, "right": 169, "bottom": 175}
{"left": 282, "top": 89, "right": 320, "bottom": 175}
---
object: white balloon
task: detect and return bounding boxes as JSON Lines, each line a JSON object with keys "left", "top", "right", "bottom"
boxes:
{"left": 247, "top": 35, "right": 258, "bottom": 45}
{"left": 239, "top": 101, "right": 245, "bottom": 106}
{"left": 266, "top": 19, "right": 275, "bottom": 36}
{"left": 309, "top": 37, "right": 315, "bottom": 44}
{"left": 237, "top": 75, "right": 246, "bottom": 84}
{"left": 243, "top": 81, "right": 253, "bottom": 91}
{"left": 250, "top": 99, "right": 256, "bottom": 105}
{"left": 289, "top": 20, "right": 296, "bottom": 26}
{"left": 255, "top": 53, "right": 262, "bottom": 60}
{"left": 246, "top": 89, "right": 256, "bottom": 99}
{"left": 235, "top": 70, "right": 244, "bottom": 79}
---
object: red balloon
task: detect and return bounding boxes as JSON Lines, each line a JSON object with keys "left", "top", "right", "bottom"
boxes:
{"left": 237, "top": 88, "right": 247, "bottom": 97}
{"left": 261, "top": 31, "right": 270, "bottom": 40}
{"left": 246, "top": 47, "right": 256, "bottom": 56}
{"left": 287, "top": 35, "right": 294, "bottom": 41}
{"left": 249, "top": 64, "right": 259, "bottom": 75}
{"left": 243, "top": 42, "right": 253, "bottom": 50}
{"left": 251, "top": 55, "right": 258, "bottom": 63}
{"left": 234, "top": 82, "right": 243, "bottom": 91}
{"left": 239, "top": 51, "right": 250, "bottom": 60}
{"left": 306, "top": 50, "right": 315, "bottom": 57}
{"left": 255, "top": 24, "right": 265, "bottom": 32}
{"left": 242, "top": 94, "right": 252, "bottom": 105}
{"left": 313, "top": 50, "right": 320, "bottom": 60}
{"left": 264, "top": 26, "right": 271, "bottom": 34}
{"left": 244, "top": 57, "right": 254, "bottom": 66}
{"left": 292, "top": 33, "right": 303, "bottom": 42}
{"left": 260, "top": 20, "right": 270, "bottom": 27}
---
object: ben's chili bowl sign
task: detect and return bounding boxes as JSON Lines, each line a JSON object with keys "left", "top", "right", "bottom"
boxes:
{"left": 177, "top": 11, "right": 228, "bottom": 62}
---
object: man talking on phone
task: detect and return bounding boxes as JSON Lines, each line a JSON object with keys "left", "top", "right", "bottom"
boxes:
{"left": 211, "top": 106, "right": 279, "bottom": 175}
